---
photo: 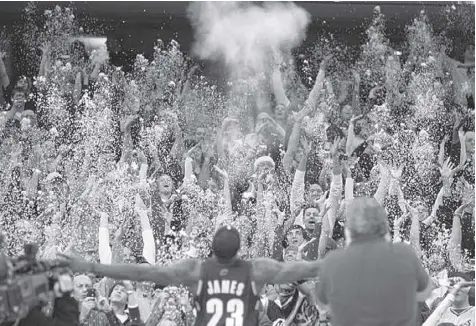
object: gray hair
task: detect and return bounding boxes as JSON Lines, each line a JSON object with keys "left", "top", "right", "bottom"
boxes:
{"left": 345, "top": 197, "right": 389, "bottom": 240}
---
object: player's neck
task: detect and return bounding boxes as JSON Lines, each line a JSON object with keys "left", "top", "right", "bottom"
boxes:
{"left": 452, "top": 299, "right": 471, "bottom": 310}
{"left": 214, "top": 256, "right": 238, "bottom": 265}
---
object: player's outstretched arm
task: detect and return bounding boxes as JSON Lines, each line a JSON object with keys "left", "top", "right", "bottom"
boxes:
{"left": 58, "top": 253, "right": 200, "bottom": 286}
{"left": 251, "top": 257, "right": 321, "bottom": 285}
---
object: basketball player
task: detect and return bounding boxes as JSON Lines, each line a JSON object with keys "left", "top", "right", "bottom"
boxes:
{"left": 58, "top": 225, "right": 322, "bottom": 326}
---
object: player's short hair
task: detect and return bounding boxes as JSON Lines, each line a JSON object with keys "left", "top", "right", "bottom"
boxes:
{"left": 212, "top": 225, "right": 240, "bottom": 261}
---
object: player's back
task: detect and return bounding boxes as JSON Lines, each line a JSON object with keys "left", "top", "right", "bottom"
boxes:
{"left": 193, "top": 257, "right": 259, "bottom": 326}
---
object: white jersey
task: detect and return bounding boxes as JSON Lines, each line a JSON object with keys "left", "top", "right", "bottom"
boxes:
{"left": 438, "top": 306, "right": 475, "bottom": 326}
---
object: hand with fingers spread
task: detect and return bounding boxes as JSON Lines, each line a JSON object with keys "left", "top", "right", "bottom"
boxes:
{"left": 389, "top": 164, "right": 404, "bottom": 181}
{"left": 405, "top": 202, "right": 419, "bottom": 217}
{"left": 297, "top": 238, "right": 317, "bottom": 260}
{"left": 97, "top": 297, "right": 110, "bottom": 312}
{"left": 319, "top": 203, "right": 332, "bottom": 221}
{"left": 39, "top": 42, "right": 51, "bottom": 55}
{"left": 350, "top": 114, "right": 364, "bottom": 125}
{"left": 292, "top": 105, "right": 312, "bottom": 123}
{"left": 439, "top": 158, "right": 460, "bottom": 180}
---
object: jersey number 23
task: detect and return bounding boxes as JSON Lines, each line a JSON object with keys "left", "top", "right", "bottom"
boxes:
{"left": 206, "top": 298, "right": 244, "bottom": 326}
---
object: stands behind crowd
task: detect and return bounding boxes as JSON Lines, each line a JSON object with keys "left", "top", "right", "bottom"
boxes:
{"left": 0, "top": 3, "right": 474, "bottom": 326}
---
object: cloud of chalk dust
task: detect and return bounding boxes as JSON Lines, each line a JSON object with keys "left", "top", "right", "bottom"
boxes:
{"left": 187, "top": 1, "right": 311, "bottom": 79}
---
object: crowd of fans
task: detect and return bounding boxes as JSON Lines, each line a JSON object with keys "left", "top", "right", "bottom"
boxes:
{"left": 0, "top": 3, "right": 474, "bottom": 326}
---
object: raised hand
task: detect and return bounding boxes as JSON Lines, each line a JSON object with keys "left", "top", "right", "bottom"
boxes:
{"left": 302, "top": 137, "right": 313, "bottom": 155}
{"left": 188, "top": 65, "right": 199, "bottom": 79}
{"left": 39, "top": 42, "right": 51, "bottom": 55}
{"left": 319, "top": 203, "right": 332, "bottom": 220}
{"left": 350, "top": 114, "right": 364, "bottom": 125}
{"left": 453, "top": 112, "right": 464, "bottom": 131}
{"left": 297, "top": 238, "right": 316, "bottom": 260}
{"left": 405, "top": 202, "right": 418, "bottom": 217}
{"left": 292, "top": 105, "right": 312, "bottom": 123}
{"left": 137, "top": 149, "right": 148, "bottom": 165}
{"left": 272, "top": 207, "right": 286, "bottom": 225}
{"left": 58, "top": 144, "right": 71, "bottom": 156}
{"left": 439, "top": 157, "right": 460, "bottom": 180}
{"left": 341, "top": 160, "right": 351, "bottom": 178}
{"left": 213, "top": 165, "right": 229, "bottom": 180}
{"left": 120, "top": 115, "right": 138, "bottom": 132}
{"left": 394, "top": 210, "right": 410, "bottom": 229}
{"left": 330, "top": 137, "right": 341, "bottom": 159}
{"left": 114, "top": 225, "right": 125, "bottom": 243}
{"left": 320, "top": 54, "right": 333, "bottom": 69}
{"left": 159, "top": 205, "right": 173, "bottom": 223}
{"left": 455, "top": 199, "right": 474, "bottom": 216}
{"left": 389, "top": 164, "right": 404, "bottom": 180}
{"left": 352, "top": 70, "right": 361, "bottom": 84}
{"left": 97, "top": 297, "right": 110, "bottom": 312}
{"left": 317, "top": 191, "right": 329, "bottom": 210}
{"left": 184, "top": 144, "right": 199, "bottom": 159}
{"left": 203, "top": 140, "right": 215, "bottom": 159}
{"left": 449, "top": 281, "right": 475, "bottom": 295}
{"left": 438, "top": 135, "right": 450, "bottom": 166}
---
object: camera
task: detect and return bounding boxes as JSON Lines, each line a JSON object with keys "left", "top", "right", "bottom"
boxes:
{"left": 0, "top": 243, "right": 72, "bottom": 324}
{"left": 85, "top": 288, "right": 97, "bottom": 299}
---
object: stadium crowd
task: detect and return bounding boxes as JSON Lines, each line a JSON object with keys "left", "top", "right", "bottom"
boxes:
{"left": 0, "top": 3, "right": 474, "bottom": 326}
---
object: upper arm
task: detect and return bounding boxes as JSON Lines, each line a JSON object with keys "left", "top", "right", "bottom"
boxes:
{"left": 252, "top": 258, "right": 321, "bottom": 286}
{"left": 404, "top": 245, "right": 432, "bottom": 301}
{"left": 413, "top": 253, "right": 430, "bottom": 293}
{"left": 157, "top": 259, "right": 201, "bottom": 286}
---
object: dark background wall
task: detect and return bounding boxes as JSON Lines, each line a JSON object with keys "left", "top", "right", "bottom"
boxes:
{"left": 0, "top": 1, "right": 473, "bottom": 81}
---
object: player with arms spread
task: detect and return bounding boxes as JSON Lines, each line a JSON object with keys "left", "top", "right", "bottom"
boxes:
{"left": 58, "top": 226, "right": 322, "bottom": 326}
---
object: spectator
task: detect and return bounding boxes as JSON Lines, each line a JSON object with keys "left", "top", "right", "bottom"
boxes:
{"left": 317, "top": 197, "right": 434, "bottom": 326}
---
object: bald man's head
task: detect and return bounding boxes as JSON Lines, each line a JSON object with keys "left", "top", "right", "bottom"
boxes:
{"left": 345, "top": 197, "right": 389, "bottom": 242}
{"left": 73, "top": 274, "right": 92, "bottom": 302}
